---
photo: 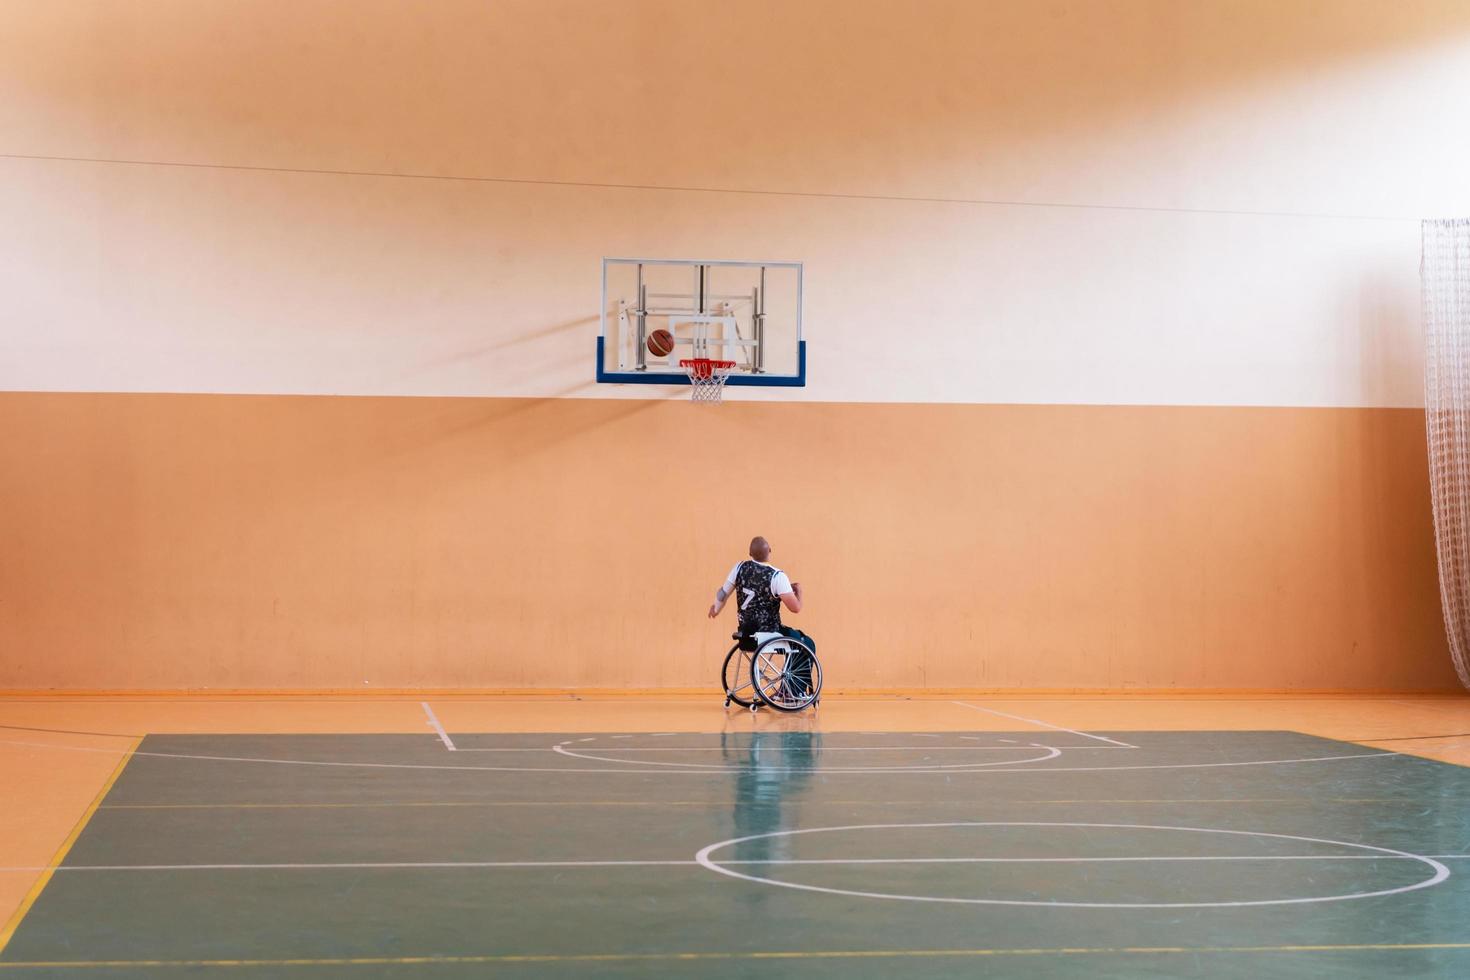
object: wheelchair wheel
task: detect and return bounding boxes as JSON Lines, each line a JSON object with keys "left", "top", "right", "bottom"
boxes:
{"left": 721, "top": 645, "right": 758, "bottom": 708}
{"left": 750, "top": 636, "right": 822, "bottom": 712}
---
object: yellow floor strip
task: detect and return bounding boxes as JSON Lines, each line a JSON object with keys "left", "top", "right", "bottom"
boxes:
{"left": 0, "top": 736, "right": 139, "bottom": 955}
{"left": 2, "top": 942, "right": 1470, "bottom": 968}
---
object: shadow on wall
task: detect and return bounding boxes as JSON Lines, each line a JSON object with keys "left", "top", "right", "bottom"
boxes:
{"left": 243, "top": 389, "right": 673, "bottom": 486}
{"left": 387, "top": 315, "right": 602, "bottom": 394}
{"left": 373, "top": 390, "right": 669, "bottom": 472}
{"left": 395, "top": 315, "right": 597, "bottom": 379}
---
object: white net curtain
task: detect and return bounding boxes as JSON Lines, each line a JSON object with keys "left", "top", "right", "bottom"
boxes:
{"left": 1423, "top": 218, "right": 1470, "bottom": 689}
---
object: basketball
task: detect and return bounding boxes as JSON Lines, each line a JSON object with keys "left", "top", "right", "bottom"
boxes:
{"left": 647, "top": 329, "right": 674, "bottom": 357}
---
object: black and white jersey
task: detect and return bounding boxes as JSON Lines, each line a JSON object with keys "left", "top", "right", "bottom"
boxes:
{"left": 728, "top": 559, "right": 789, "bottom": 633}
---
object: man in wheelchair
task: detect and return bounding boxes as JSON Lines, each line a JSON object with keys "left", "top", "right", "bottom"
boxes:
{"left": 708, "top": 536, "right": 816, "bottom": 693}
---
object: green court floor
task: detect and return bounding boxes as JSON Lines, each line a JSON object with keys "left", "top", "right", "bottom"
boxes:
{"left": 4, "top": 730, "right": 1470, "bottom": 977}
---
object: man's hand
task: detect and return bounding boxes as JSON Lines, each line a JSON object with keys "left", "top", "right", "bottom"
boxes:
{"left": 708, "top": 603, "right": 721, "bottom": 619}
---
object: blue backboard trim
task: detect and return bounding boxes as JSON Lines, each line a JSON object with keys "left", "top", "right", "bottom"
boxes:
{"left": 596, "top": 338, "right": 806, "bottom": 387}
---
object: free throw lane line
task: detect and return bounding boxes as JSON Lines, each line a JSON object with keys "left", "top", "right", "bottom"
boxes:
{"left": 420, "top": 702, "right": 455, "bottom": 751}
{"left": 951, "top": 702, "right": 1136, "bottom": 747}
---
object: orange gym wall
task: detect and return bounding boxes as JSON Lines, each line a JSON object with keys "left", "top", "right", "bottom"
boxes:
{"left": 3, "top": 1, "right": 1470, "bottom": 691}
{"left": 0, "top": 392, "right": 1455, "bottom": 691}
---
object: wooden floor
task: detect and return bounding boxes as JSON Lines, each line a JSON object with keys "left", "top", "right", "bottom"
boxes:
{"left": 2, "top": 694, "right": 1469, "bottom": 976}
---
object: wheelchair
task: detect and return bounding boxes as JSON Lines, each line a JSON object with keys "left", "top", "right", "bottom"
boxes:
{"left": 722, "top": 631, "right": 822, "bottom": 712}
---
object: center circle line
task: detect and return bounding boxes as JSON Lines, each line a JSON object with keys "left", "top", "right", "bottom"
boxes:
{"left": 551, "top": 742, "right": 1064, "bottom": 772}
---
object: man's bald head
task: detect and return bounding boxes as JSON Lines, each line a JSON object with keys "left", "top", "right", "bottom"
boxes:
{"left": 749, "top": 536, "right": 771, "bottom": 561}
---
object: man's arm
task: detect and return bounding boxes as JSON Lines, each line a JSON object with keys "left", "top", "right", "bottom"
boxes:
{"left": 776, "top": 574, "right": 803, "bottom": 614}
{"left": 709, "top": 562, "right": 741, "bottom": 619}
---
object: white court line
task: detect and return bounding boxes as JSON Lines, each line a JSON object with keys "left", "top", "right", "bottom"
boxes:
{"left": 951, "top": 702, "right": 1137, "bottom": 748}
{"left": 2, "top": 854, "right": 1468, "bottom": 873}
{"left": 454, "top": 745, "right": 1127, "bottom": 753}
{"left": 696, "top": 822, "right": 1453, "bottom": 909}
{"left": 722, "top": 854, "right": 1465, "bottom": 865}
{"left": 420, "top": 702, "right": 455, "bottom": 752}
{"left": 0, "top": 737, "right": 1397, "bottom": 775}
{"left": 546, "top": 743, "right": 1064, "bottom": 775}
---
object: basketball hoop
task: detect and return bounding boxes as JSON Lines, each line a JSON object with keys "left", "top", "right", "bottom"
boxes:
{"left": 679, "top": 358, "right": 736, "bottom": 404}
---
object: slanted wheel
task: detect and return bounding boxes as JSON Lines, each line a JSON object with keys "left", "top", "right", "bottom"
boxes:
{"left": 721, "top": 645, "right": 758, "bottom": 708}
{"left": 749, "top": 636, "right": 822, "bottom": 712}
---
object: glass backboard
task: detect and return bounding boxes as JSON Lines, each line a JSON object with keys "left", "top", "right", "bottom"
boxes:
{"left": 598, "top": 258, "right": 804, "bottom": 387}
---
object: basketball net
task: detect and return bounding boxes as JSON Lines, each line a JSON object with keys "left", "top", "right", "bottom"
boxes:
{"left": 1423, "top": 217, "right": 1470, "bottom": 689}
{"left": 680, "top": 358, "right": 736, "bottom": 404}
